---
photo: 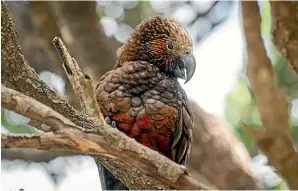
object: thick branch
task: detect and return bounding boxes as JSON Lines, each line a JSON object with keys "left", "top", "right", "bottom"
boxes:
{"left": 1, "top": 85, "right": 88, "bottom": 133}
{"left": 1, "top": 86, "right": 214, "bottom": 190}
{"left": 242, "top": 1, "right": 298, "bottom": 189}
{"left": 1, "top": 133, "right": 80, "bottom": 152}
{"left": 2, "top": 148, "right": 76, "bottom": 162}
{"left": 270, "top": 1, "right": 298, "bottom": 75}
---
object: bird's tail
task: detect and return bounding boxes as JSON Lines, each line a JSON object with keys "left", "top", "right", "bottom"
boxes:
{"left": 94, "top": 158, "right": 128, "bottom": 190}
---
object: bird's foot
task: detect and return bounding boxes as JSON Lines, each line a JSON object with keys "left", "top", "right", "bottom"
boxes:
{"left": 105, "top": 117, "right": 117, "bottom": 128}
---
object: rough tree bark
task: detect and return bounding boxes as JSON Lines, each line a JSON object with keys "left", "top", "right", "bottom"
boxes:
{"left": 242, "top": 1, "right": 298, "bottom": 190}
{"left": 270, "top": 1, "right": 298, "bottom": 74}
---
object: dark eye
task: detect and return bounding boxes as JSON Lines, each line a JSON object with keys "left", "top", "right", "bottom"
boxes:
{"left": 185, "top": 50, "right": 191, "bottom": 55}
{"left": 167, "top": 43, "right": 174, "bottom": 50}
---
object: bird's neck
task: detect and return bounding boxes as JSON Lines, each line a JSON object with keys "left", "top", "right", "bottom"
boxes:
{"left": 115, "top": 43, "right": 149, "bottom": 69}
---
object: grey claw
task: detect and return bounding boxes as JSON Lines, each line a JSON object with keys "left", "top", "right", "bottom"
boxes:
{"left": 111, "top": 121, "right": 117, "bottom": 128}
{"left": 105, "top": 117, "right": 112, "bottom": 125}
{"left": 105, "top": 117, "right": 117, "bottom": 128}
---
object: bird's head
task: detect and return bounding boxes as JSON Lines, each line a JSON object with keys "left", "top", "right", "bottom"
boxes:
{"left": 118, "top": 16, "right": 196, "bottom": 83}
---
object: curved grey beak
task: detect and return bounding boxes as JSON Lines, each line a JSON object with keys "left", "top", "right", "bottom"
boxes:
{"left": 173, "top": 53, "right": 196, "bottom": 84}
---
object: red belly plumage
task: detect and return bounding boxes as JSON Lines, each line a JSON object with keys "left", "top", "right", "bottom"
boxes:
{"left": 109, "top": 111, "right": 177, "bottom": 155}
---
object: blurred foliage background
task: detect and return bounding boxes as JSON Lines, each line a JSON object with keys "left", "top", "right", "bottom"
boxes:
{"left": 225, "top": 1, "right": 298, "bottom": 156}
{"left": 1, "top": 1, "right": 297, "bottom": 190}
{"left": 224, "top": 2, "right": 298, "bottom": 189}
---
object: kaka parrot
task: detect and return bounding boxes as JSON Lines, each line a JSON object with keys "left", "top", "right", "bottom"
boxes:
{"left": 95, "top": 16, "right": 196, "bottom": 190}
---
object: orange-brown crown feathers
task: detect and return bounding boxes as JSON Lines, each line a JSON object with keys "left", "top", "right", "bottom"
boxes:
{"left": 117, "top": 16, "right": 192, "bottom": 65}
{"left": 116, "top": 16, "right": 196, "bottom": 83}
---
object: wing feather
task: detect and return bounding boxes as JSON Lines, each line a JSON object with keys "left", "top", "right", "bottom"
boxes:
{"left": 171, "top": 83, "right": 193, "bottom": 164}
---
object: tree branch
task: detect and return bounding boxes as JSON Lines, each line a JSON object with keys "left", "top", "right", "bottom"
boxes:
{"left": 1, "top": 85, "right": 89, "bottom": 133}
{"left": 52, "top": 37, "right": 105, "bottom": 126}
{"left": 242, "top": 1, "right": 298, "bottom": 189}
{"left": 2, "top": 133, "right": 79, "bottom": 152}
{"left": 1, "top": 85, "right": 214, "bottom": 190}
{"left": 270, "top": 1, "right": 298, "bottom": 75}
{"left": 2, "top": 148, "right": 76, "bottom": 162}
